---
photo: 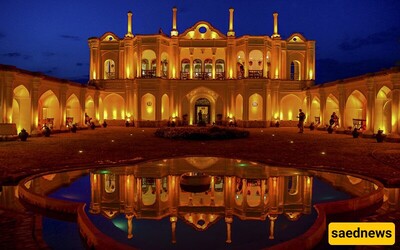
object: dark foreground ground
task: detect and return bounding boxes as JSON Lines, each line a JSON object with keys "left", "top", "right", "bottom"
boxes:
{"left": 1, "top": 127, "right": 400, "bottom": 249}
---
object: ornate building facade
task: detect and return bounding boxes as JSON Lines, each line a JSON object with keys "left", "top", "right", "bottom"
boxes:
{"left": 0, "top": 7, "right": 399, "bottom": 137}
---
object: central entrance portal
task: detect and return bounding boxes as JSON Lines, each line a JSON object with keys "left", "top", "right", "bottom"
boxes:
{"left": 195, "top": 98, "right": 211, "bottom": 124}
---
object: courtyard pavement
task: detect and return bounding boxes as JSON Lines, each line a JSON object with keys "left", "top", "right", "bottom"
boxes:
{"left": 1, "top": 126, "right": 400, "bottom": 249}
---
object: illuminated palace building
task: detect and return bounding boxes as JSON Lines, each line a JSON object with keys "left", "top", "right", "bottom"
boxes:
{"left": 1, "top": 7, "right": 399, "bottom": 136}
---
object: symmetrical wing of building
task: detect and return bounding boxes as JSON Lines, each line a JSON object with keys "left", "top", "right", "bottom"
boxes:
{"left": 1, "top": 7, "right": 399, "bottom": 137}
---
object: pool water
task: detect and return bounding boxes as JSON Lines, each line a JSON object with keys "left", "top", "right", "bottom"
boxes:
{"left": 22, "top": 157, "right": 378, "bottom": 249}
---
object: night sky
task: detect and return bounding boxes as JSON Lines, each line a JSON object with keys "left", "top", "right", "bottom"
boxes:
{"left": 1, "top": 0, "right": 399, "bottom": 84}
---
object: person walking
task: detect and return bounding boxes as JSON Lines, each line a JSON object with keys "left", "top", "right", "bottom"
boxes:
{"left": 298, "top": 109, "right": 306, "bottom": 133}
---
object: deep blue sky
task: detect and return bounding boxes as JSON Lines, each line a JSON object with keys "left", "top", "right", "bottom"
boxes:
{"left": 1, "top": 0, "right": 399, "bottom": 84}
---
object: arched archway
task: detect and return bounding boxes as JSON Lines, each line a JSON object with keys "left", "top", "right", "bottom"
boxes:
{"left": 85, "top": 96, "right": 95, "bottom": 122}
{"left": 345, "top": 90, "right": 367, "bottom": 129}
{"left": 280, "top": 94, "right": 302, "bottom": 121}
{"left": 235, "top": 94, "right": 243, "bottom": 120}
{"left": 13, "top": 85, "right": 31, "bottom": 132}
{"left": 248, "top": 93, "right": 263, "bottom": 120}
{"left": 161, "top": 94, "right": 170, "bottom": 120}
{"left": 66, "top": 94, "right": 81, "bottom": 125}
{"left": 38, "top": 90, "right": 60, "bottom": 129}
{"left": 195, "top": 98, "right": 211, "bottom": 124}
{"left": 141, "top": 93, "right": 155, "bottom": 121}
{"left": 103, "top": 94, "right": 125, "bottom": 120}
{"left": 375, "top": 86, "right": 391, "bottom": 133}
{"left": 311, "top": 97, "right": 321, "bottom": 125}
{"left": 326, "top": 95, "right": 339, "bottom": 126}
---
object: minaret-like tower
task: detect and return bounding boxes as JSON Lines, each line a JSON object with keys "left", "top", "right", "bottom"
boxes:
{"left": 271, "top": 12, "right": 280, "bottom": 38}
{"left": 171, "top": 7, "right": 178, "bottom": 36}
{"left": 125, "top": 11, "right": 134, "bottom": 38}
{"left": 227, "top": 8, "right": 235, "bottom": 37}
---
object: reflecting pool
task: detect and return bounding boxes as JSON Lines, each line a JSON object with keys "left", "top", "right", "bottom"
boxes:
{"left": 13, "top": 157, "right": 386, "bottom": 249}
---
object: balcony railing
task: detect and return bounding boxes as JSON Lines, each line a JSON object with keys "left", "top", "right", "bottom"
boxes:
{"left": 248, "top": 70, "right": 263, "bottom": 78}
{"left": 180, "top": 71, "right": 189, "bottom": 80}
{"left": 105, "top": 72, "right": 115, "bottom": 79}
{"left": 194, "top": 72, "right": 211, "bottom": 80}
{"left": 142, "top": 70, "right": 156, "bottom": 78}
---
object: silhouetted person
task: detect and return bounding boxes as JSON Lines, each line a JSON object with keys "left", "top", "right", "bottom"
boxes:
{"left": 198, "top": 110, "right": 203, "bottom": 123}
{"left": 297, "top": 109, "right": 306, "bottom": 133}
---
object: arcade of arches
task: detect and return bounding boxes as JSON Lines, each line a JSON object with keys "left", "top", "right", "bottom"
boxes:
{"left": 0, "top": 7, "right": 399, "bottom": 137}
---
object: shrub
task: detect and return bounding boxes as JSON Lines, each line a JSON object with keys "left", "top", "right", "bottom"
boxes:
{"left": 155, "top": 126, "right": 250, "bottom": 140}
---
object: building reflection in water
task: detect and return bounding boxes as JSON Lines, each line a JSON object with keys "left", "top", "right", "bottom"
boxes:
{"left": 2, "top": 157, "right": 398, "bottom": 248}
{"left": 85, "top": 157, "right": 373, "bottom": 244}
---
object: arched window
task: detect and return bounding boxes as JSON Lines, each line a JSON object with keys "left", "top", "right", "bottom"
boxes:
{"left": 193, "top": 59, "right": 202, "bottom": 79}
{"left": 287, "top": 176, "right": 299, "bottom": 195}
{"left": 216, "top": 59, "right": 225, "bottom": 79}
{"left": 151, "top": 59, "right": 157, "bottom": 71}
{"left": 104, "top": 59, "right": 115, "bottom": 79}
{"left": 105, "top": 174, "right": 116, "bottom": 193}
{"left": 142, "top": 59, "right": 149, "bottom": 71}
{"left": 180, "top": 59, "right": 190, "bottom": 79}
{"left": 290, "top": 61, "right": 300, "bottom": 80}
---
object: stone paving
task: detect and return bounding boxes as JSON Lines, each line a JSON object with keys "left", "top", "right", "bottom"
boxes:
{"left": 1, "top": 126, "right": 400, "bottom": 248}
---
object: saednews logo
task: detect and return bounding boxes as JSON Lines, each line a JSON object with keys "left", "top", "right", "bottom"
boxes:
{"left": 329, "top": 222, "right": 395, "bottom": 245}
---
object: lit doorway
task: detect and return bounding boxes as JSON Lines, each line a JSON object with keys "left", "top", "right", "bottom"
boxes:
{"left": 195, "top": 98, "right": 211, "bottom": 124}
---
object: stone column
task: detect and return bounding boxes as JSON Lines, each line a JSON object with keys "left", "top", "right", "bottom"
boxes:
{"left": 271, "top": 82, "right": 280, "bottom": 121}
{"left": 338, "top": 84, "right": 346, "bottom": 130}
{"left": 365, "top": 78, "right": 376, "bottom": 135}
{"left": 227, "top": 8, "right": 235, "bottom": 37}
{"left": 94, "top": 90, "right": 100, "bottom": 122}
{"left": 58, "top": 85, "right": 68, "bottom": 129}
{"left": 225, "top": 216, "right": 233, "bottom": 243}
{"left": 80, "top": 88, "right": 86, "bottom": 126}
{"left": 306, "top": 90, "right": 312, "bottom": 124}
{"left": 125, "top": 11, "right": 134, "bottom": 38}
{"left": 4, "top": 74, "right": 14, "bottom": 123}
{"left": 30, "top": 78, "right": 41, "bottom": 133}
{"left": 389, "top": 77, "right": 400, "bottom": 137}
{"left": 89, "top": 173, "right": 101, "bottom": 214}
{"left": 319, "top": 89, "right": 326, "bottom": 126}
{"left": 126, "top": 214, "right": 134, "bottom": 239}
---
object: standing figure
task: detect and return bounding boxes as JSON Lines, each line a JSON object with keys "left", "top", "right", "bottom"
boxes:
{"left": 298, "top": 109, "right": 306, "bottom": 133}
{"left": 198, "top": 110, "right": 203, "bottom": 123}
{"left": 331, "top": 112, "right": 339, "bottom": 127}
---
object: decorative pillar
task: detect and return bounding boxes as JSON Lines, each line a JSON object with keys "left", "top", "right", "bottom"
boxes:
{"left": 268, "top": 214, "right": 278, "bottom": 239}
{"left": 170, "top": 216, "right": 177, "bottom": 243}
{"left": 306, "top": 91, "right": 312, "bottom": 124}
{"left": 126, "top": 214, "right": 134, "bottom": 239}
{"left": 88, "top": 39, "right": 100, "bottom": 80}
{"left": 171, "top": 7, "right": 178, "bottom": 37}
{"left": 4, "top": 74, "right": 13, "bottom": 123}
{"left": 338, "top": 84, "right": 347, "bottom": 130}
{"left": 319, "top": 89, "right": 326, "bottom": 126}
{"left": 272, "top": 12, "right": 280, "bottom": 38}
{"left": 125, "top": 11, "right": 134, "bottom": 38}
{"left": 30, "top": 77, "right": 40, "bottom": 133}
{"left": 365, "top": 78, "right": 376, "bottom": 134}
{"left": 125, "top": 81, "right": 132, "bottom": 119}
{"left": 58, "top": 85, "right": 67, "bottom": 129}
{"left": 389, "top": 78, "right": 400, "bottom": 137}
{"left": 80, "top": 88, "right": 86, "bottom": 127}
{"left": 189, "top": 48, "right": 194, "bottom": 79}
{"left": 271, "top": 83, "right": 280, "bottom": 120}
{"left": 227, "top": 8, "right": 235, "bottom": 37}
{"left": 89, "top": 173, "right": 101, "bottom": 214}
{"left": 225, "top": 216, "right": 233, "bottom": 243}
{"left": 133, "top": 85, "right": 139, "bottom": 121}
{"left": 94, "top": 90, "right": 100, "bottom": 121}
{"left": 306, "top": 41, "right": 316, "bottom": 80}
